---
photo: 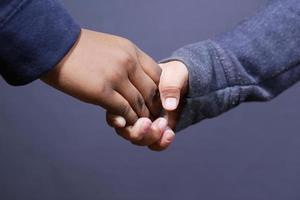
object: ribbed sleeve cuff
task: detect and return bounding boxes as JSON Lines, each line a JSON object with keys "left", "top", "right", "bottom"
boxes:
{"left": 161, "top": 40, "right": 230, "bottom": 131}
{"left": 0, "top": 0, "right": 81, "bottom": 86}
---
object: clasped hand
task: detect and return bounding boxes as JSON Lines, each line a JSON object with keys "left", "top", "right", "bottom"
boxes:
{"left": 42, "top": 29, "right": 188, "bottom": 151}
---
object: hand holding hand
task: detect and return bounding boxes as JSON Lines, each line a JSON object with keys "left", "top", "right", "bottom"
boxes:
{"left": 107, "top": 61, "right": 189, "bottom": 151}
{"left": 41, "top": 29, "right": 162, "bottom": 125}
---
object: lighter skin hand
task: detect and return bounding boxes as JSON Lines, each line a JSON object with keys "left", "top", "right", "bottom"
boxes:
{"left": 107, "top": 61, "right": 189, "bottom": 151}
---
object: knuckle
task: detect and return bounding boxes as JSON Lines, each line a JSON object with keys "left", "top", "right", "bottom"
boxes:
{"left": 116, "top": 39, "right": 138, "bottom": 71}
{"left": 94, "top": 85, "right": 111, "bottom": 105}
{"left": 119, "top": 53, "right": 132, "bottom": 66}
{"left": 110, "top": 72, "right": 124, "bottom": 83}
{"left": 119, "top": 104, "right": 132, "bottom": 118}
{"left": 136, "top": 95, "right": 146, "bottom": 113}
{"left": 117, "top": 52, "right": 136, "bottom": 71}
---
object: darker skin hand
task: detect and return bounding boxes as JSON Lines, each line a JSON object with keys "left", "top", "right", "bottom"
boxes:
{"left": 107, "top": 61, "right": 189, "bottom": 151}
{"left": 41, "top": 29, "right": 162, "bottom": 125}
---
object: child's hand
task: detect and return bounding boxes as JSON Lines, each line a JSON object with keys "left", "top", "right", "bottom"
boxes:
{"left": 41, "top": 29, "right": 162, "bottom": 125}
{"left": 107, "top": 61, "right": 189, "bottom": 151}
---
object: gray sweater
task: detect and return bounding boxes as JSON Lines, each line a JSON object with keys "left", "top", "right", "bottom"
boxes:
{"left": 165, "top": 0, "right": 300, "bottom": 131}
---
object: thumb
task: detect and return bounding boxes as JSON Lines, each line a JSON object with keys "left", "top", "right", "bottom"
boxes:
{"left": 159, "top": 61, "right": 188, "bottom": 111}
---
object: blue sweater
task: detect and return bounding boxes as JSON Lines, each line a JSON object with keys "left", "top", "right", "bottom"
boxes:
{"left": 163, "top": 0, "right": 300, "bottom": 131}
{"left": 0, "top": 0, "right": 80, "bottom": 85}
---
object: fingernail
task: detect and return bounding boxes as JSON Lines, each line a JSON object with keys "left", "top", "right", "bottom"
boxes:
{"left": 142, "top": 120, "right": 152, "bottom": 132}
{"left": 115, "top": 116, "right": 126, "bottom": 128}
{"left": 166, "top": 130, "right": 175, "bottom": 143}
{"left": 164, "top": 98, "right": 178, "bottom": 110}
{"left": 158, "top": 119, "right": 167, "bottom": 131}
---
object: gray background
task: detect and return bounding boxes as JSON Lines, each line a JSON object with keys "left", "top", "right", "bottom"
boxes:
{"left": 1, "top": 0, "right": 300, "bottom": 199}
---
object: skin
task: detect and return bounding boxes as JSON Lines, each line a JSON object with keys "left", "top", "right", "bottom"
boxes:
{"left": 41, "top": 29, "right": 162, "bottom": 125}
{"left": 41, "top": 28, "right": 188, "bottom": 151}
{"left": 107, "top": 61, "right": 189, "bottom": 151}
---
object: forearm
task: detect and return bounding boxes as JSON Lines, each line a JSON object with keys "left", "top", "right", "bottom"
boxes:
{"left": 166, "top": 0, "right": 300, "bottom": 131}
{"left": 0, "top": 0, "right": 80, "bottom": 86}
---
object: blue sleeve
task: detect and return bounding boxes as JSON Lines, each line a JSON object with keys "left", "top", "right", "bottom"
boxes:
{"left": 163, "top": 0, "right": 300, "bottom": 131}
{"left": 0, "top": 0, "right": 81, "bottom": 86}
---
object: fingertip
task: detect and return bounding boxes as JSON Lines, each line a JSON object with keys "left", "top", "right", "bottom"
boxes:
{"left": 163, "top": 97, "right": 178, "bottom": 111}
{"left": 114, "top": 116, "right": 126, "bottom": 128}
{"left": 148, "top": 128, "right": 175, "bottom": 151}
{"left": 157, "top": 118, "right": 168, "bottom": 131}
{"left": 106, "top": 113, "right": 126, "bottom": 128}
{"left": 129, "top": 118, "right": 152, "bottom": 142}
{"left": 152, "top": 118, "right": 168, "bottom": 132}
{"left": 141, "top": 118, "right": 152, "bottom": 133}
{"left": 164, "top": 129, "right": 176, "bottom": 144}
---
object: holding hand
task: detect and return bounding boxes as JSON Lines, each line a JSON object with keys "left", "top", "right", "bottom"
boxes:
{"left": 42, "top": 29, "right": 162, "bottom": 125}
{"left": 107, "top": 61, "right": 189, "bottom": 151}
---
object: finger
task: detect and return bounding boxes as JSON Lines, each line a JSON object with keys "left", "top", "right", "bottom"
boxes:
{"left": 129, "top": 65, "right": 162, "bottom": 118}
{"left": 132, "top": 118, "right": 168, "bottom": 146}
{"left": 161, "top": 102, "right": 183, "bottom": 131}
{"left": 137, "top": 48, "right": 162, "bottom": 85}
{"left": 100, "top": 90, "right": 138, "bottom": 125}
{"left": 115, "top": 118, "right": 152, "bottom": 142}
{"left": 159, "top": 61, "right": 188, "bottom": 111}
{"left": 115, "top": 80, "right": 150, "bottom": 118}
{"left": 148, "top": 128, "right": 176, "bottom": 151}
{"left": 106, "top": 112, "right": 126, "bottom": 128}
{"left": 135, "top": 49, "right": 163, "bottom": 118}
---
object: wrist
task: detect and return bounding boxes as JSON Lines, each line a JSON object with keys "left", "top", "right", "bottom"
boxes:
{"left": 40, "top": 29, "right": 83, "bottom": 87}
